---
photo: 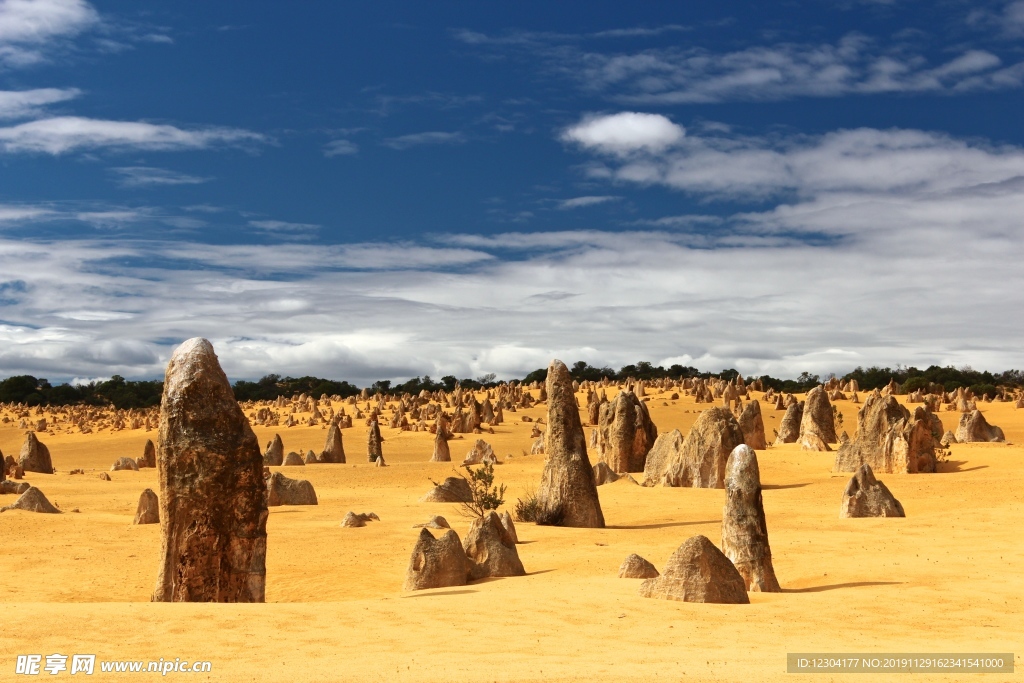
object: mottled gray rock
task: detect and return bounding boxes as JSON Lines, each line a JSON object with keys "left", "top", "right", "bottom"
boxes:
{"left": 463, "top": 439, "right": 496, "bottom": 466}
{"left": 638, "top": 535, "right": 749, "bottom": 604}
{"left": 721, "top": 445, "right": 780, "bottom": 592}
{"left": 536, "top": 360, "right": 605, "bottom": 528}
{"left": 0, "top": 480, "right": 30, "bottom": 494}
{"left": 840, "top": 464, "right": 905, "bottom": 518}
{"left": 152, "top": 338, "right": 267, "bottom": 603}
{"left": 283, "top": 451, "right": 305, "bottom": 466}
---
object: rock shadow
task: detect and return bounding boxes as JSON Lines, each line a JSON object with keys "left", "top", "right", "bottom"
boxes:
{"left": 783, "top": 581, "right": 903, "bottom": 593}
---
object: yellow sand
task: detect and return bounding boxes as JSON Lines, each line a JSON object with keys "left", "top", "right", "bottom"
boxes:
{"left": 1, "top": 390, "right": 1022, "bottom": 682}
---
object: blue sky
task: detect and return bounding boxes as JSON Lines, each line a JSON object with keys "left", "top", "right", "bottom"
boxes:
{"left": 1, "top": 0, "right": 1024, "bottom": 384}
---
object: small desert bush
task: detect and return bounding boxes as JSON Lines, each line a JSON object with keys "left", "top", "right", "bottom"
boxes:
{"left": 514, "top": 488, "right": 540, "bottom": 523}
{"left": 455, "top": 462, "right": 506, "bottom": 519}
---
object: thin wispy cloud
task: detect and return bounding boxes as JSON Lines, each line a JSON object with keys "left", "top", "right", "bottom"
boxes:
{"left": 0, "top": 87, "right": 79, "bottom": 120}
{"left": 461, "top": 29, "right": 1024, "bottom": 102}
{"left": 0, "top": 116, "right": 266, "bottom": 154}
{"left": 557, "top": 195, "right": 621, "bottom": 209}
{"left": 323, "top": 139, "right": 358, "bottom": 157}
{"left": 110, "top": 166, "right": 211, "bottom": 187}
{"left": 382, "top": 131, "right": 466, "bottom": 150}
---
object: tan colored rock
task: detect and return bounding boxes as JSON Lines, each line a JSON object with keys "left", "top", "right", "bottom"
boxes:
{"left": 618, "top": 553, "right": 659, "bottom": 579}
{"left": 955, "top": 410, "right": 1005, "bottom": 443}
{"left": 840, "top": 464, "right": 905, "bottom": 518}
{"left": 266, "top": 472, "right": 317, "bottom": 506}
{"left": 463, "top": 511, "right": 525, "bottom": 580}
{"left": 642, "top": 429, "right": 683, "bottom": 486}
{"left": 536, "top": 360, "right": 604, "bottom": 527}
{"left": 412, "top": 515, "right": 450, "bottom": 529}
{"left": 134, "top": 488, "right": 160, "bottom": 524}
{"left": 1, "top": 486, "right": 60, "bottom": 513}
{"left": 737, "top": 399, "right": 767, "bottom": 450}
{"left": 18, "top": 432, "right": 52, "bottom": 474}
{"left": 431, "top": 425, "right": 451, "bottom": 462}
{"left": 596, "top": 391, "right": 658, "bottom": 473}
{"left": 499, "top": 510, "right": 519, "bottom": 543}
{"left": 320, "top": 423, "right": 346, "bottom": 463}
{"left": 283, "top": 451, "right": 305, "bottom": 466}
{"left": 592, "top": 461, "right": 620, "bottom": 485}
{"left": 153, "top": 338, "right": 267, "bottom": 603}
{"left": 834, "top": 392, "right": 937, "bottom": 474}
{"left": 111, "top": 456, "right": 139, "bottom": 472}
{"left": 420, "top": 476, "right": 473, "bottom": 503}
{"left": 638, "top": 535, "right": 749, "bottom": 604}
{"left": 774, "top": 402, "right": 803, "bottom": 445}
{"left": 463, "top": 439, "right": 497, "bottom": 466}
{"left": 403, "top": 528, "right": 471, "bottom": 591}
{"left": 662, "top": 407, "right": 745, "bottom": 489}
{"left": 799, "top": 386, "right": 837, "bottom": 444}
{"left": 341, "top": 511, "right": 380, "bottom": 527}
{"left": 721, "top": 445, "right": 780, "bottom": 592}
{"left": 140, "top": 439, "right": 157, "bottom": 468}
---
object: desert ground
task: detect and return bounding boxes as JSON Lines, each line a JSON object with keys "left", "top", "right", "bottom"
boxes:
{"left": 1, "top": 385, "right": 1021, "bottom": 682}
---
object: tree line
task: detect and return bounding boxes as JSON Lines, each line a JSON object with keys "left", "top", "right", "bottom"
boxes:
{"left": 1, "top": 363, "right": 1019, "bottom": 410}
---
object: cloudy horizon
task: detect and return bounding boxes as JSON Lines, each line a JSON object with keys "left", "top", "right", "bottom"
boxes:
{"left": 1, "top": 1, "right": 1022, "bottom": 386}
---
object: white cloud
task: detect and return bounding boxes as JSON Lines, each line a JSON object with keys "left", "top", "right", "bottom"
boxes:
{"left": 323, "top": 139, "right": 358, "bottom": 157}
{"left": 382, "top": 131, "right": 465, "bottom": 150}
{"left": 0, "top": 126, "right": 1023, "bottom": 384}
{"left": 561, "top": 112, "right": 684, "bottom": 156}
{"left": 110, "top": 166, "right": 211, "bottom": 187}
{"left": 0, "top": 116, "right": 265, "bottom": 154}
{"left": 557, "top": 195, "right": 621, "bottom": 210}
{"left": 0, "top": 0, "right": 98, "bottom": 67}
{"left": 463, "top": 29, "right": 1024, "bottom": 102}
{"left": 0, "top": 87, "right": 79, "bottom": 119}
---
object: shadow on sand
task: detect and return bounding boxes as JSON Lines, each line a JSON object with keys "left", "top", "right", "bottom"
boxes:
{"left": 763, "top": 483, "right": 812, "bottom": 490}
{"left": 607, "top": 520, "right": 718, "bottom": 530}
{"left": 938, "top": 461, "right": 989, "bottom": 473}
{"left": 783, "top": 581, "right": 903, "bottom": 593}
{"left": 402, "top": 589, "right": 478, "bottom": 598}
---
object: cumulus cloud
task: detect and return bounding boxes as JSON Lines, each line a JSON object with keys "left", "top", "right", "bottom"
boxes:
{"left": 0, "top": 126, "right": 1022, "bottom": 384}
{"left": 0, "top": 87, "right": 79, "bottom": 119}
{"left": 561, "top": 112, "right": 684, "bottom": 155}
{"left": 0, "top": 116, "right": 266, "bottom": 154}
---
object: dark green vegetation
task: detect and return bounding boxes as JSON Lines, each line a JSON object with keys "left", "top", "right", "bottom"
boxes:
{"left": 1, "top": 363, "right": 1019, "bottom": 409}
